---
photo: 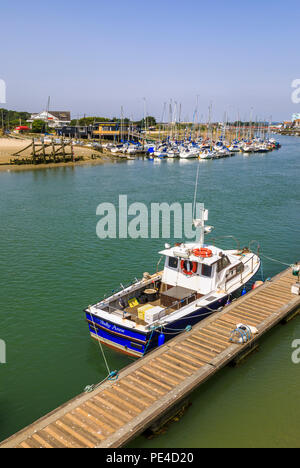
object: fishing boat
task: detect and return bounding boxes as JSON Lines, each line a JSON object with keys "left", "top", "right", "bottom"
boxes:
{"left": 85, "top": 206, "right": 261, "bottom": 358}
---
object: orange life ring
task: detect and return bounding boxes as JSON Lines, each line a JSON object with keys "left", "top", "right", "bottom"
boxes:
{"left": 193, "top": 248, "right": 213, "bottom": 258}
{"left": 180, "top": 260, "right": 198, "bottom": 276}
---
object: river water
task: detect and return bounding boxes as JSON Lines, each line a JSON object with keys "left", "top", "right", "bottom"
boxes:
{"left": 0, "top": 135, "right": 299, "bottom": 447}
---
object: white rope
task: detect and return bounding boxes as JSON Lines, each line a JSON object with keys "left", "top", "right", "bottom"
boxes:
{"left": 90, "top": 311, "right": 111, "bottom": 375}
{"left": 260, "top": 253, "right": 293, "bottom": 268}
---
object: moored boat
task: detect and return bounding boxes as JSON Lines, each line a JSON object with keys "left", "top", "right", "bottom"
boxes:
{"left": 85, "top": 207, "right": 261, "bottom": 358}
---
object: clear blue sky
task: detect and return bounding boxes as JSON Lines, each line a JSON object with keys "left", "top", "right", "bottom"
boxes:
{"left": 1, "top": 0, "right": 299, "bottom": 121}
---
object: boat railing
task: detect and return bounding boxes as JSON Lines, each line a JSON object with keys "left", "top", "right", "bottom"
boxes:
{"left": 248, "top": 239, "right": 260, "bottom": 257}
{"left": 224, "top": 253, "right": 257, "bottom": 292}
{"left": 147, "top": 292, "right": 198, "bottom": 330}
{"left": 99, "top": 273, "right": 163, "bottom": 308}
{"left": 211, "top": 235, "right": 240, "bottom": 251}
{"left": 101, "top": 292, "right": 195, "bottom": 323}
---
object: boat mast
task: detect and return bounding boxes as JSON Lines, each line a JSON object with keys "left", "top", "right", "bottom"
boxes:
{"left": 192, "top": 154, "right": 209, "bottom": 247}
{"left": 120, "top": 106, "right": 124, "bottom": 143}
{"left": 193, "top": 203, "right": 208, "bottom": 246}
{"left": 45, "top": 96, "right": 50, "bottom": 133}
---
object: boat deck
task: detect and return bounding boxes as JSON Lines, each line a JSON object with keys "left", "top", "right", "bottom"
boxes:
{"left": 1, "top": 265, "right": 299, "bottom": 448}
{"left": 124, "top": 298, "right": 178, "bottom": 325}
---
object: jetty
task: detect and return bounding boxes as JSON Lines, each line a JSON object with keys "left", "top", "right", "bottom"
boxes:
{"left": 1, "top": 265, "right": 299, "bottom": 449}
{"left": 9, "top": 138, "right": 81, "bottom": 165}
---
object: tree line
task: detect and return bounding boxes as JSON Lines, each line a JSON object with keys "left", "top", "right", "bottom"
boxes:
{"left": 0, "top": 108, "right": 31, "bottom": 129}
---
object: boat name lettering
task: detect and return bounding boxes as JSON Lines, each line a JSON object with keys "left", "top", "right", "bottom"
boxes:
{"left": 99, "top": 320, "right": 125, "bottom": 334}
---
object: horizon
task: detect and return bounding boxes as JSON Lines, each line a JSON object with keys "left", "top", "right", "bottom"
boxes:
{"left": 1, "top": 0, "right": 300, "bottom": 121}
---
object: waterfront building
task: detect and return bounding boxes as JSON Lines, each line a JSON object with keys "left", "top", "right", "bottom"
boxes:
{"left": 294, "top": 119, "right": 300, "bottom": 128}
{"left": 27, "top": 111, "right": 71, "bottom": 128}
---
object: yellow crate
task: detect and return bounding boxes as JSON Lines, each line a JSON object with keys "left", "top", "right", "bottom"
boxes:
{"left": 128, "top": 297, "right": 139, "bottom": 308}
{"left": 137, "top": 304, "right": 153, "bottom": 321}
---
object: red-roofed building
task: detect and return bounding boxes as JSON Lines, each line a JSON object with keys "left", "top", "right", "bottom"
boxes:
{"left": 14, "top": 125, "right": 30, "bottom": 133}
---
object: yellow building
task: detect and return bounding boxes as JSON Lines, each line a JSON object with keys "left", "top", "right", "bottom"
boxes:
{"left": 92, "top": 122, "right": 120, "bottom": 139}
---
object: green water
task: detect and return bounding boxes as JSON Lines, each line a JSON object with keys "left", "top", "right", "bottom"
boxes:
{"left": 0, "top": 135, "right": 299, "bottom": 448}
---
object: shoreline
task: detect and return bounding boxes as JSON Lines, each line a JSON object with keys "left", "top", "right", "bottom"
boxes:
{"left": 0, "top": 157, "right": 116, "bottom": 172}
{"left": 0, "top": 136, "right": 120, "bottom": 172}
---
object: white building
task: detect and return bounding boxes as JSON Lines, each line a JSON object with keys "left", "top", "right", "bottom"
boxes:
{"left": 27, "top": 111, "right": 71, "bottom": 128}
{"left": 292, "top": 113, "right": 300, "bottom": 122}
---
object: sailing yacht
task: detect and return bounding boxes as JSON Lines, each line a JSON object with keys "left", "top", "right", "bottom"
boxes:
{"left": 179, "top": 145, "right": 199, "bottom": 158}
{"left": 85, "top": 206, "right": 261, "bottom": 358}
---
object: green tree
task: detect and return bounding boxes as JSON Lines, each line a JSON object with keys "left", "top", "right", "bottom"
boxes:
{"left": 139, "top": 116, "right": 157, "bottom": 128}
{"left": 31, "top": 119, "right": 46, "bottom": 133}
{"left": 0, "top": 108, "right": 31, "bottom": 130}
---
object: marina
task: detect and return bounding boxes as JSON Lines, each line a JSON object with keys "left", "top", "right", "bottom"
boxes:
{"left": 2, "top": 129, "right": 282, "bottom": 168}
{"left": 1, "top": 264, "right": 299, "bottom": 448}
{"left": 102, "top": 121, "right": 281, "bottom": 160}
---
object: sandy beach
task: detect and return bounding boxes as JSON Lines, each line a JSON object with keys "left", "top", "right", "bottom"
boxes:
{"left": 0, "top": 136, "right": 114, "bottom": 171}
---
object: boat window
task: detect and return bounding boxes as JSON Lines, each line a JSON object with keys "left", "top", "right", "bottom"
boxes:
{"left": 217, "top": 255, "right": 231, "bottom": 273}
{"left": 226, "top": 262, "right": 244, "bottom": 280}
{"left": 168, "top": 257, "right": 178, "bottom": 269}
{"left": 201, "top": 264, "right": 212, "bottom": 277}
{"left": 130, "top": 342, "right": 144, "bottom": 351}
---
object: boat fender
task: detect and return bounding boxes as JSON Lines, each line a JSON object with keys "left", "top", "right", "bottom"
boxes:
{"left": 252, "top": 280, "right": 264, "bottom": 290}
{"left": 158, "top": 333, "right": 165, "bottom": 347}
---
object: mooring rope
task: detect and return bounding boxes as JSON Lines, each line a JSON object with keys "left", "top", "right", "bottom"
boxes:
{"left": 84, "top": 311, "right": 119, "bottom": 393}
{"left": 260, "top": 253, "right": 294, "bottom": 267}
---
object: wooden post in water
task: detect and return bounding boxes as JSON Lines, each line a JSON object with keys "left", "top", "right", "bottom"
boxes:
{"left": 32, "top": 138, "right": 36, "bottom": 164}
{"left": 61, "top": 137, "right": 66, "bottom": 162}
{"left": 42, "top": 138, "right": 46, "bottom": 163}
{"left": 71, "top": 139, "right": 74, "bottom": 162}
{"left": 52, "top": 138, "right": 56, "bottom": 163}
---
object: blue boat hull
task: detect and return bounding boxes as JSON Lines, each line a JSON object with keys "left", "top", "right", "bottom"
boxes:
{"left": 85, "top": 270, "right": 260, "bottom": 358}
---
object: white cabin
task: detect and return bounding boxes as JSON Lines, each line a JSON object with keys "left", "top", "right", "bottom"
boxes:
{"left": 160, "top": 243, "right": 243, "bottom": 296}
